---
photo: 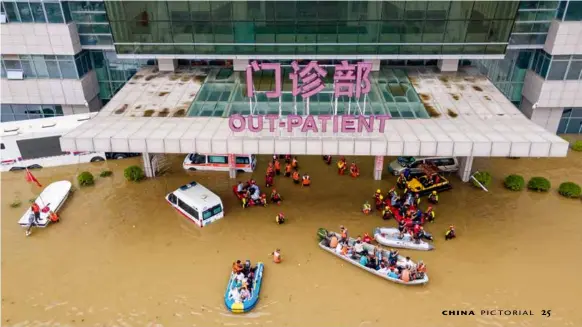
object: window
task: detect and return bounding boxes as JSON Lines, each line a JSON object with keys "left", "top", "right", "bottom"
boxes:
{"left": 44, "top": 2, "right": 64, "bottom": 23}
{"left": 235, "top": 156, "right": 250, "bottom": 164}
{"left": 203, "top": 204, "right": 222, "bottom": 220}
{"left": 192, "top": 153, "right": 206, "bottom": 164}
{"left": 208, "top": 155, "right": 228, "bottom": 164}
{"left": 1, "top": 143, "right": 5, "bottom": 150}
{"left": 177, "top": 199, "right": 199, "bottom": 219}
{"left": 4, "top": 1, "right": 20, "bottom": 22}
{"left": 17, "top": 136, "right": 66, "bottom": 160}
{"left": 29, "top": 2, "right": 46, "bottom": 23}
{"left": 17, "top": 2, "right": 34, "bottom": 22}
{"left": 168, "top": 193, "right": 177, "bottom": 204}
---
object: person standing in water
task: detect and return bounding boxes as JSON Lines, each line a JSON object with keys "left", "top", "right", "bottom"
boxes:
{"left": 271, "top": 249, "right": 282, "bottom": 263}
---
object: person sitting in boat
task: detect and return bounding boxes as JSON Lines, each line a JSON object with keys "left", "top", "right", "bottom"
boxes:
{"left": 414, "top": 193, "right": 421, "bottom": 207}
{"left": 236, "top": 181, "right": 246, "bottom": 195}
{"left": 366, "top": 252, "right": 377, "bottom": 269}
{"left": 270, "top": 189, "right": 282, "bottom": 205}
{"left": 425, "top": 206, "right": 436, "bottom": 223}
{"left": 400, "top": 269, "right": 411, "bottom": 282}
{"left": 378, "top": 263, "right": 389, "bottom": 275}
{"left": 397, "top": 173, "right": 407, "bottom": 189}
{"left": 284, "top": 163, "right": 292, "bottom": 177}
{"left": 340, "top": 225, "right": 349, "bottom": 243}
{"left": 274, "top": 159, "right": 281, "bottom": 175}
{"left": 229, "top": 286, "right": 242, "bottom": 303}
{"left": 337, "top": 157, "right": 347, "bottom": 175}
{"left": 323, "top": 155, "right": 332, "bottom": 165}
{"left": 292, "top": 170, "right": 301, "bottom": 184}
{"left": 349, "top": 162, "right": 360, "bottom": 178}
{"left": 265, "top": 174, "right": 274, "bottom": 188}
{"left": 271, "top": 249, "right": 282, "bottom": 263}
{"left": 240, "top": 286, "right": 250, "bottom": 301}
{"left": 353, "top": 239, "right": 366, "bottom": 257}
{"left": 412, "top": 209, "right": 423, "bottom": 225}
{"left": 362, "top": 201, "right": 372, "bottom": 215}
{"left": 335, "top": 241, "right": 343, "bottom": 254}
{"left": 445, "top": 225, "right": 456, "bottom": 240}
{"left": 390, "top": 192, "right": 400, "bottom": 207}
{"left": 341, "top": 243, "right": 349, "bottom": 256}
{"left": 301, "top": 173, "right": 311, "bottom": 187}
{"left": 382, "top": 206, "right": 393, "bottom": 220}
{"left": 291, "top": 156, "right": 299, "bottom": 169}
{"left": 362, "top": 233, "right": 372, "bottom": 244}
{"left": 388, "top": 249, "right": 399, "bottom": 266}
{"left": 329, "top": 233, "right": 339, "bottom": 248}
{"left": 428, "top": 190, "right": 439, "bottom": 204}
{"left": 275, "top": 212, "right": 285, "bottom": 225}
{"left": 416, "top": 260, "right": 427, "bottom": 279}
{"left": 358, "top": 252, "right": 369, "bottom": 267}
{"left": 242, "top": 260, "right": 252, "bottom": 275}
{"left": 404, "top": 192, "right": 414, "bottom": 207}
{"left": 232, "top": 260, "right": 244, "bottom": 274}
{"left": 387, "top": 267, "right": 400, "bottom": 279}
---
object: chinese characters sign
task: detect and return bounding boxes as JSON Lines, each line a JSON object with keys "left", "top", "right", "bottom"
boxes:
{"left": 229, "top": 114, "right": 391, "bottom": 133}
{"left": 246, "top": 60, "right": 373, "bottom": 99}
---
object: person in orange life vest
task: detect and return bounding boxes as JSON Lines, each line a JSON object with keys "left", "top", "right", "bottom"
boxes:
{"left": 266, "top": 162, "right": 274, "bottom": 177}
{"left": 271, "top": 249, "right": 282, "bottom": 263}
{"left": 292, "top": 170, "right": 300, "bottom": 184}
{"left": 265, "top": 174, "right": 274, "bottom": 188}
{"left": 284, "top": 163, "right": 292, "bottom": 177}
{"left": 323, "top": 155, "right": 332, "bottom": 165}
{"left": 350, "top": 162, "right": 360, "bottom": 178}
{"left": 425, "top": 206, "right": 436, "bottom": 223}
{"left": 259, "top": 193, "right": 268, "bottom": 207}
{"left": 49, "top": 211, "right": 59, "bottom": 223}
{"left": 275, "top": 212, "right": 285, "bottom": 224}
{"left": 284, "top": 154, "right": 291, "bottom": 163}
{"left": 337, "top": 157, "right": 347, "bottom": 175}
{"left": 362, "top": 232, "right": 372, "bottom": 244}
{"left": 232, "top": 260, "right": 243, "bottom": 273}
{"left": 270, "top": 189, "right": 282, "bottom": 205}
{"left": 301, "top": 173, "right": 311, "bottom": 187}
{"left": 274, "top": 159, "right": 281, "bottom": 175}
{"left": 31, "top": 202, "right": 41, "bottom": 223}
{"left": 445, "top": 225, "right": 456, "bottom": 240}
{"left": 339, "top": 225, "right": 349, "bottom": 243}
{"left": 291, "top": 156, "right": 298, "bottom": 169}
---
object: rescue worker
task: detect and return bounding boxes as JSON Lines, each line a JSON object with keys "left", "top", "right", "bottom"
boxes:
{"left": 323, "top": 155, "right": 332, "bottom": 165}
{"left": 375, "top": 193, "right": 384, "bottom": 211}
{"left": 350, "top": 162, "right": 360, "bottom": 178}
{"left": 414, "top": 193, "right": 421, "bottom": 207}
{"left": 339, "top": 225, "right": 349, "bottom": 243}
{"left": 292, "top": 170, "right": 300, "bottom": 184}
{"left": 271, "top": 249, "right": 282, "bottom": 263}
{"left": 374, "top": 189, "right": 382, "bottom": 201}
{"left": 284, "top": 163, "right": 292, "bottom": 177}
{"left": 387, "top": 187, "right": 397, "bottom": 198}
{"left": 337, "top": 157, "right": 347, "bottom": 175}
{"left": 301, "top": 173, "right": 311, "bottom": 187}
{"left": 232, "top": 260, "right": 243, "bottom": 273}
{"left": 428, "top": 190, "right": 439, "bottom": 204}
{"left": 412, "top": 209, "right": 423, "bottom": 225}
{"left": 265, "top": 174, "right": 274, "bottom": 188}
{"left": 275, "top": 212, "right": 285, "bottom": 224}
{"left": 31, "top": 202, "right": 40, "bottom": 223}
{"left": 362, "top": 201, "right": 372, "bottom": 215}
{"left": 425, "top": 206, "right": 436, "bottom": 223}
{"left": 260, "top": 193, "right": 268, "bottom": 207}
{"left": 382, "top": 206, "right": 393, "bottom": 220}
{"left": 445, "top": 225, "right": 456, "bottom": 240}
{"left": 397, "top": 173, "right": 407, "bottom": 189}
{"left": 362, "top": 232, "right": 372, "bottom": 244}
{"left": 49, "top": 211, "right": 59, "bottom": 223}
{"left": 274, "top": 159, "right": 281, "bottom": 175}
{"left": 266, "top": 162, "right": 274, "bottom": 178}
{"left": 416, "top": 260, "right": 427, "bottom": 279}
{"left": 270, "top": 189, "right": 282, "bottom": 205}
{"left": 291, "top": 156, "right": 298, "bottom": 169}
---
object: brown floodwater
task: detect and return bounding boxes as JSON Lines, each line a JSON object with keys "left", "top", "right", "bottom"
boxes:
{"left": 2, "top": 152, "right": 582, "bottom": 327}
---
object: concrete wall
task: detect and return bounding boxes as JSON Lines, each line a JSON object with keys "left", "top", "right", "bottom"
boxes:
{"left": 519, "top": 98, "right": 562, "bottom": 134}
{"left": 522, "top": 70, "right": 582, "bottom": 108}
{"left": 0, "top": 70, "right": 99, "bottom": 106}
{"left": 544, "top": 20, "right": 582, "bottom": 55}
{"left": 438, "top": 59, "right": 459, "bottom": 72}
{"left": 0, "top": 23, "right": 82, "bottom": 55}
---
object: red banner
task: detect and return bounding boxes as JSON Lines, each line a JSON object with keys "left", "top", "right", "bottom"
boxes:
{"left": 25, "top": 169, "right": 42, "bottom": 187}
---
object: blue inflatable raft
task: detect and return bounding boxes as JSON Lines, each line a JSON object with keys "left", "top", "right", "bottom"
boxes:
{"left": 224, "top": 262, "right": 264, "bottom": 313}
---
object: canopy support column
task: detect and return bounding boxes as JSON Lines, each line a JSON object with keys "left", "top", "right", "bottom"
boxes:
{"left": 373, "top": 156, "right": 383, "bottom": 181}
{"left": 142, "top": 152, "right": 155, "bottom": 178}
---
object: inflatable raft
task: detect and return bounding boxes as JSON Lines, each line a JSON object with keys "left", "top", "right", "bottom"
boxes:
{"left": 224, "top": 262, "right": 264, "bottom": 313}
{"left": 18, "top": 180, "right": 72, "bottom": 228}
{"left": 374, "top": 227, "right": 434, "bottom": 251}
{"left": 318, "top": 230, "right": 428, "bottom": 285}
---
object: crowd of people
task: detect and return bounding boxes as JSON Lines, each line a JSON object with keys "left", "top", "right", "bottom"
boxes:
{"left": 322, "top": 227, "right": 427, "bottom": 282}
{"left": 229, "top": 260, "right": 257, "bottom": 303}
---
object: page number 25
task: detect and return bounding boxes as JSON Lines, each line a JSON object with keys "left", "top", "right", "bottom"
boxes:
{"left": 542, "top": 310, "right": 552, "bottom": 317}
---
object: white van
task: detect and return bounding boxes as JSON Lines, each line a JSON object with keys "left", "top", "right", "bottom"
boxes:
{"left": 183, "top": 153, "right": 257, "bottom": 173}
{"left": 165, "top": 181, "right": 224, "bottom": 227}
{"left": 388, "top": 157, "right": 459, "bottom": 176}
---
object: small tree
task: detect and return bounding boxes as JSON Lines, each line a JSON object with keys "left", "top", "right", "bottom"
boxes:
{"left": 124, "top": 165, "right": 145, "bottom": 182}
{"left": 77, "top": 171, "right": 95, "bottom": 186}
{"left": 504, "top": 174, "right": 525, "bottom": 191}
{"left": 572, "top": 140, "right": 582, "bottom": 152}
{"left": 472, "top": 171, "right": 492, "bottom": 188}
{"left": 527, "top": 177, "right": 551, "bottom": 192}
{"left": 558, "top": 182, "right": 581, "bottom": 198}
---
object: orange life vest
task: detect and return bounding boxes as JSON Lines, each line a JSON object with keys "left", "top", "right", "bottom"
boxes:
{"left": 274, "top": 161, "right": 281, "bottom": 170}
{"left": 285, "top": 164, "right": 292, "bottom": 173}
{"left": 291, "top": 159, "right": 298, "bottom": 168}
{"left": 273, "top": 252, "right": 282, "bottom": 263}
{"left": 49, "top": 211, "right": 59, "bottom": 222}
{"left": 292, "top": 172, "right": 300, "bottom": 181}
{"left": 302, "top": 176, "right": 311, "bottom": 185}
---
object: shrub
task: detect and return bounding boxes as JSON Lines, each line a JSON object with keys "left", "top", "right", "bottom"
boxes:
{"left": 472, "top": 171, "right": 492, "bottom": 188}
{"left": 100, "top": 170, "right": 113, "bottom": 177}
{"left": 124, "top": 165, "right": 145, "bottom": 182}
{"left": 572, "top": 140, "right": 582, "bottom": 152}
{"left": 77, "top": 171, "right": 95, "bottom": 186}
{"left": 558, "top": 182, "right": 581, "bottom": 198}
{"left": 527, "top": 177, "right": 551, "bottom": 192}
{"left": 504, "top": 174, "right": 525, "bottom": 191}
{"left": 10, "top": 200, "right": 22, "bottom": 208}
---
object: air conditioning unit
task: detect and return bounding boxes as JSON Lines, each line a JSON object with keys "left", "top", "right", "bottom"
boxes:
{"left": 0, "top": 14, "right": 7, "bottom": 24}
{"left": 6, "top": 70, "right": 24, "bottom": 80}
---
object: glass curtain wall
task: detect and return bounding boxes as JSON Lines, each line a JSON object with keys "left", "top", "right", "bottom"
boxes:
{"left": 65, "top": 1, "right": 114, "bottom": 46}
{"left": 531, "top": 50, "right": 582, "bottom": 80}
{"left": 1, "top": 0, "right": 69, "bottom": 23}
{"left": 0, "top": 52, "right": 92, "bottom": 79}
{"left": 557, "top": 108, "right": 582, "bottom": 134}
{"left": 509, "top": 1, "right": 559, "bottom": 47}
{"left": 556, "top": 0, "right": 582, "bottom": 21}
{"left": 106, "top": 0, "right": 519, "bottom": 56}
{"left": 1, "top": 104, "right": 64, "bottom": 122}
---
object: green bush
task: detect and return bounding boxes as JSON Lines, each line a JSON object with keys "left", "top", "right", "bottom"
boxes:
{"left": 527, "top": 177, "right": 551, "bottom": 192}
{"left": 572, "top": 140, "right": 582, "bottom": 152}
{"left": 100, "top": 170, "right": 113, "bottom": 177}
{"left": 10, "top": 200, "right": 22, "bottom": 208}
{"left": 504, "top": 174, "right": 525, "bottom": 191}
{"left": 77, "top": 171, "right": 95, "bottom": 186}
{"left": 558, "top": 182, "right": 581, "bottom": 198}
{"left": 124, "top": 165, "right": 145, "bottom": 182}
{"left": 472, "top": 171, "right": 492, "bottom": 188}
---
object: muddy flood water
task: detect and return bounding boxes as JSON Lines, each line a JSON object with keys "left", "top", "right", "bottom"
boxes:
{"left": 2, "top": 152, "right": 582, "bottom": 327}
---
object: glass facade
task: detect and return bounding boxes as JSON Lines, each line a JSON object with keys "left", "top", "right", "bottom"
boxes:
{"left": 531, "top": 50, "right": 582, "bottom": 80}
{"left": 509, "top": 1, "right": 559, "bottom": 47}
{"left": 105, "top": 1, "right": 519, "bottom": 56}
{"left": 0, "top": 0, "right": 69, "bottom": 23}
{"left": 1, "top": 52, "right": 93, "bottom": 79}
{"left": 0, "top": 104, "right": 64, "bottom": 122}
{"left": 65, "top": 1, "right": 114, "bottom": 47}
{"left": 556, "top": 0, "right": 582, "bottom": 21}
{"left": 558, "top": 108, "right": 582, "bottom": 134}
